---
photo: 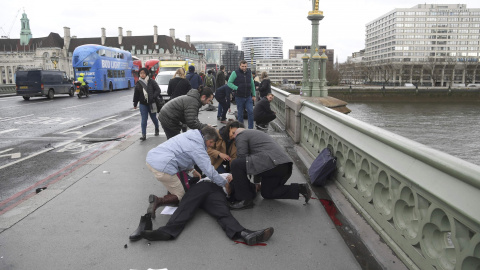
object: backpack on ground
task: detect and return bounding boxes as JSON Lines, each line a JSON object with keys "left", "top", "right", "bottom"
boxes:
{"left": 308, "top": 148, "right": 337, "bottom": 186}
{"left": 205, "top": 75, "right": 214, "bottom": 87}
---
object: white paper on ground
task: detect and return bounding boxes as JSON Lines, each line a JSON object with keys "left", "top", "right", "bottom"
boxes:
{"left": 160, "top": 206, "right": 177, "bottom": 215}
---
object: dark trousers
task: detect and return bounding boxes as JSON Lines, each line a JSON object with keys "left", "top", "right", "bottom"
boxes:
{"left": 160, "top": 121, "right": 181, "bottom": 140}
{"left": 231, "top": 158, "right": 299, "bottom": 201}
{"left": 217, "top": 98, "right": 229, "bottom": 120}
{"left": 158, "top": 182, "right": 245, "bottom": 239}
{"left": 255, "top": 113, "right": 276, "bottom": 125}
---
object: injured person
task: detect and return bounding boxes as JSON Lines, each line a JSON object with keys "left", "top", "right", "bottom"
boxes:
{"left": 131, "top": 173, "right": 274, "bottom": 246}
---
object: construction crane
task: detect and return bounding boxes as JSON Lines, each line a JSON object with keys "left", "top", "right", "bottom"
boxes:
{"left": 0, "top": 8, "right": 22, "bottom": 39}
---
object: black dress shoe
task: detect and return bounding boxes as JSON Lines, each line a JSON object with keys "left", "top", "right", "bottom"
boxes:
{"left": 140, "top": 135, "right": 146, "bottom": 141}
{"left": 129, "top": 214, "right": 152, "bottom": 241}
{"left": 240, "top": 227, "right": 274, "bottom": 246}
{"left": 154, "top": 129, "right": 159, "bottom": 136}
{"left": 229, "top": 199, "right": 254, "bottom": 210}
{"left": 299, "top": 183, "right": 312, "bottom": 203}
{"left": 141, "top": 229, "right": 173, "bottom": 241}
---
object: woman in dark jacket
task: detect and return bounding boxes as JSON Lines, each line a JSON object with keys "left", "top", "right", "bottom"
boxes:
{"left": 133, "top": 67, "right": 161, "bottom": 141}
{"left": 257, "top": 71, "right": 271, "bottom": 99}
{"left": 167, "top": 68, "right": 192, "bottom": 99}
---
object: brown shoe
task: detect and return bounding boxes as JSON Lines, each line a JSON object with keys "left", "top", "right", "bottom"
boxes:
{"left": 220, "top": 120, "right": 228, "bottom": 124}
{"left": 147, "top": 194, "right": 179, "bottom": 219}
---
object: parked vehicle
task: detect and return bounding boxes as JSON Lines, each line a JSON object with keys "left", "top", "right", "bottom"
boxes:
{"left": 155, "top": 70, "right": 176, "bottom": 101}
{"left": 16, "top": 69, "right": 74, "bottom": 100}
{"left": 404, "top": 83, "right": 415, "bottom": 87}
{"left": 467, "top": 84, "right": 479, "bottom": 87}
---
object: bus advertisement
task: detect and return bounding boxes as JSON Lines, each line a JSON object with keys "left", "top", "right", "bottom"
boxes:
{"left": 159, "top": 60, "right": 191, "bottom": 72}
{"left": 72, "top": 44, "right": 134, "bottom": 91}
{"left": 145, "top": 59, "right": 160, "bottom": 79}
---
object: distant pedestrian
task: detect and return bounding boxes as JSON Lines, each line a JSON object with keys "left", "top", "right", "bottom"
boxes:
{"left": 227, "top": 60, "right": 256, "bottom": 129}
{"left": 185, "top": 66, "right": 203, "bottom": 90}
{"left": 215, "top": 84, "right": 233, "bottom": 123}
{"left": 254, "top": 93, "right": 276, "bottom": 130}
{"left": 204, "top": 69, "right": 216, "bottom": 91}
{"left": 257, "top": 71, "right": 271, "bottom": 100}
{"left": 133, "top": 67, "right": 161, "bottom": 141}
{"left": 216, "top": 65, "right": 226, "bottom": 88}
{"left": 168, "top": 68, "right": 192, "bottom": 99}
{"left": 158, "top": 88, "right": 214, "bottom": 139}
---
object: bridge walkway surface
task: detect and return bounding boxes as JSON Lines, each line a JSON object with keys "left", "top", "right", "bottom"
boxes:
{"left": 0, "top": 98, "right": 405, "bottom": 270}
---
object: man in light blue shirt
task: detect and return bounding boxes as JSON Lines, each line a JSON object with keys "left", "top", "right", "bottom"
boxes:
{"left": 145, "top": 126, "right": 227, "bottom": 218}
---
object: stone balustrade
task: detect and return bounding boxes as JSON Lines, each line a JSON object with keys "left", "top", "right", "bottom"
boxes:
{"left": 271, "top": 86, "right": 480, "bottom": 270}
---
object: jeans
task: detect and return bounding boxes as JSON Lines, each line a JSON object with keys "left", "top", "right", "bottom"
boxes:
{"left": 217, "top": 102, "right": 223, "bottom": 118}
{"left": 140, "top": 103, "right": 159, "bottom": 136}
{"left": 235, "top": 96, "right": 254, "bottom": 129}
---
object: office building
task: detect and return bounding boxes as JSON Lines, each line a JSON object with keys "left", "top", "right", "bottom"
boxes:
{"left": 289, "top": 45, "right": 335, "bottom": 66}
{"left": 364, "top": 4, "right": 480, "bottom": 85}
{"left": 241, "top": 37, "right": 283, "bottom": 69}
{"left": 191, "top": 41, "right": 244, "bottom": 72}
{"left": 256, "top": 59, "right": 303, "bottom": 86}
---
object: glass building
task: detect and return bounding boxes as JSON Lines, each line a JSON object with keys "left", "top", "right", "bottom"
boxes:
{"left": 191, "top": 41, "right": 244, "bottom": 72}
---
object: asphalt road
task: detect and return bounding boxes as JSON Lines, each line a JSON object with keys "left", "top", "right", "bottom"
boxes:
{"left": 0, "top": 89, "right": 142, "bottom": 214}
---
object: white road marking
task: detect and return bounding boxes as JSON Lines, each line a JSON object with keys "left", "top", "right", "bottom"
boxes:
{"left": 0, "top": 114, "right": 35, "bottom": 122}
{"left": 0, "top": 129, "right": 18, "bottom": 134}
{"left": 58, "top": 115, "right": 118, "bottom": 134}
{"left": 2, "top": 100, "right": 53, "bottom": 109}
{"left": 0, "top": 111, "right": 140, "bottom": 170}
{"left": 0, "top": 148, "right": 21, "bottom": 159}
{"left": 61, "top": 100, "right": 106, "bottom": 109}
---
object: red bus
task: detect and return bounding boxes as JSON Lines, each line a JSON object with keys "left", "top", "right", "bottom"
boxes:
{"left": 145, "top": 59, "right": 160, "bottom": 79}
{"left": 132, "top": 59, "right": 142, "bottom": 84}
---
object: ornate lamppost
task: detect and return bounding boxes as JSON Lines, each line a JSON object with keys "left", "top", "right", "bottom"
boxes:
{"left": 307, "top": 0, "right": 325, "bottom": 97}
{"left": 50, "top": 55, "right": 59, "bottom": 69}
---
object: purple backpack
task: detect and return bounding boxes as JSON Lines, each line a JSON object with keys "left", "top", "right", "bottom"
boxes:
{"left": 308, "top": 148, "right": 337, "bottom": 186}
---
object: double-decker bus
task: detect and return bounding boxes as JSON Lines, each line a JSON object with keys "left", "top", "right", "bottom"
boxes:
{"left": 145, "top": 59, "right": 160, "bottom": 79}
{"left": 132, "top": 58, "right": 142, "bottom": 84}
{"left": 206, "top": 63, "right": 218, "bottom": 73}
{"left": 72, "top": 44, "right": 134, "bottom": 91}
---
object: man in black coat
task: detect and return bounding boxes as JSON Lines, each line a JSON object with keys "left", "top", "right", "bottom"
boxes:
{"left": 253, "top": 93, "right": 276, "bottom": 130}
{"left": 140, "top": 175, "right": 274, "bottom": 246}
{"left": 229, "top": 128, "right": 312, "bottom": 210}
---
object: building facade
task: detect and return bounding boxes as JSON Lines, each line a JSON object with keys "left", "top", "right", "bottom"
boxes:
{"left": 363, "top": 4, "right": 480, "bottom": 86}
{"left": 0, "top": 13, "right": 202, "bottom": 84}
{"left": 289, "top": 45, "right": 334, "bottom": 66}
{"left": 241, "top": 37, "right": 283, "bottom": 69}
{"left": 256, "top": 59, "right": 303, "bottom": 86}
{"left": 191, "top": 41, "right": 244, "bottom": 73}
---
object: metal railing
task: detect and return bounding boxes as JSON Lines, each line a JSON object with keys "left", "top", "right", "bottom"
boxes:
{"left": 0, "top": 84, "right": 15, "bottom": 95}
{"left": 271, "top": 86, "right": 480, "bottom": 270}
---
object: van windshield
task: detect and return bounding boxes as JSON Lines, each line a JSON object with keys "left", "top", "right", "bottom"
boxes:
{"left": 156, "top": 74, "right": 173, "bottom": 85}
{"left": 159, "top": 67, "right": 178, "bottom": 72}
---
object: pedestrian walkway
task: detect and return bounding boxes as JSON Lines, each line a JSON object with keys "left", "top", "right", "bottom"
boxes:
{"left": 0, "top": 102, "right": 361, "bottom": 270}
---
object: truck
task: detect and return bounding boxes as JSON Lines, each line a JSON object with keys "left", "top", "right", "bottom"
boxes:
{"left": 159, "top": 60, "right": 192, "bottom": 72}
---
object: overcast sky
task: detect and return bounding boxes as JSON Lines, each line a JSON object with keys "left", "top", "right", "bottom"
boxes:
{"left": 1, "top": 0, "right": 479, "bottom": 62}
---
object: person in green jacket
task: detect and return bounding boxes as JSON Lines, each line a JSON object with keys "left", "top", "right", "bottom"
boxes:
{"left": 227, "top": 60, "right": 256, "bottom": 129}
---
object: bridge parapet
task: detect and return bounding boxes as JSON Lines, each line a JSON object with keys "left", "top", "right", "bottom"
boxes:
{"left": 272, "top": 86, "right": 480, "bottom": 270}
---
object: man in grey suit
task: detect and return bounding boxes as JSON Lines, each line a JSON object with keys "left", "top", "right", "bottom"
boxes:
{"left": 229, "top": 128, "right": 312, "bottom": 210}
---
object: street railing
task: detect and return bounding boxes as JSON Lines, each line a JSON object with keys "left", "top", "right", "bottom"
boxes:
{"left": 271, "top": 86, "right": 480, "bottom": 270}
{"left": 0, "top": 84, "right": 16, "bottom": 95}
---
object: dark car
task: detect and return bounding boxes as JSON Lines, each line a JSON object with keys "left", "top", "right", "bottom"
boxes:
{"left": 16, "top": 69, "right": 75, "bottom": 100}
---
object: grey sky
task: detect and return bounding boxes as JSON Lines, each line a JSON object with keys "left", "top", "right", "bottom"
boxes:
{"left": 1, "top": 0, "right": 479, "bottom": 62}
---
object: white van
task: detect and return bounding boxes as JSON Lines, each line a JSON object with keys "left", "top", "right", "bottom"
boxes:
{"left": 404, "top": 83, "right": 415, "bottom": 87}
{"left": 467, "top": 84, "right": 479, "bottom": 88}
{"left": 155, "top": 70, "right": 176, "bottom": 101}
